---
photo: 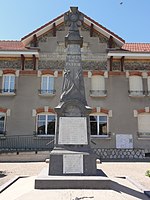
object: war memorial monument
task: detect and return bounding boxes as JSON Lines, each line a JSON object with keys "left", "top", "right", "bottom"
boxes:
{"left": 35, "top": 7, "right": 111, "bottom": 189}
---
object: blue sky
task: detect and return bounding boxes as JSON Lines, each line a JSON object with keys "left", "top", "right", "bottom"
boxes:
{"left": 0, "top": 0, "right": 150, "bottom": 42}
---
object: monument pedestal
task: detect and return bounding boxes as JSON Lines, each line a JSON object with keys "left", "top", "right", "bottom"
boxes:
{"left": 35, "top": 167, "right": 112, "bottom": 189}
{"left": 49, "top": 148, "right": 97, "bottom": 176}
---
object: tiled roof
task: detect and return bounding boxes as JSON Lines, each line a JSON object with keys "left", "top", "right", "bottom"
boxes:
{"left": 0, "top": 41, "right": 150, "bottom": 53}
{"left": 0, "top": 41, "right": 26, "bottom": 50}
{"left": 122, "top": 43, "right": 150, "bottom": 52}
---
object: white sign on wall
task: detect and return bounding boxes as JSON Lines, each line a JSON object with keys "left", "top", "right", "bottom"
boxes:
{"left": 116, "top": 134, "right": 133, "bottom": 149}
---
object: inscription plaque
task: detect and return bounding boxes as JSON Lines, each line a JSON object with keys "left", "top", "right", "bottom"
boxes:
{"left": 58, "top": 117, "right": 88, "bottom": 145}
{"left": 63, "top": 154, "right": 83, "bottom": 174}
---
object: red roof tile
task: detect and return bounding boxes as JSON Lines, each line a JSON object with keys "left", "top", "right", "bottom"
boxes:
{"left": 122, "top": 43, "right": 150, "bottom": 52}
{"left": 0, "top": 41, "right": 26, "bottom": 50}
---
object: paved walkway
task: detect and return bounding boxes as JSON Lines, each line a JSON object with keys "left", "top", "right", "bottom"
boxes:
{"left": 0, "top": 162, "right": 150, "bottom": 200}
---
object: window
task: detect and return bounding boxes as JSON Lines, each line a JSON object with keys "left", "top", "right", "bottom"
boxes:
{"left": 40, "top": 75, "right": 55, "bottom": 95}
{"left": 90, "top": 115, "right": 108, "bottom": 136}
{"left": 138, "top": 114, "right": 150, "bottom": 137}
{"left": 129, "top": 76, "right": 144, "bottom": 96}
{"left": 90, "top": 75, "right": 106, "bottom": 97}
{"left": 0, "top": 113, "right": 6, "bottom": 134}
{"left": 36, "top": 114, "right": 55, "bottom": 135}
{"left": 2, "top": 74, "right": 15, "bottom": 93}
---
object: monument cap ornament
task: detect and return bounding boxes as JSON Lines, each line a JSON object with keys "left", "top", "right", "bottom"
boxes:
{"left": 64, "top": 7, "right": 84, "bottom": 47}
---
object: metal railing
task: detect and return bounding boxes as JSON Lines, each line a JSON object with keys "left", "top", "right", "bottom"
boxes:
{"left": 128, "top": 90, "right": 146, "bottom": 96}
{"left": 0, "top": 134, "right": 54, "bottom": 152}
{"left": 0, "top": 89, "right": 16, "bottom": 93}
{"left": 137, "top": 132, "right": 150, "bottom": 138}
{"left": 90, "top": 90, "right": 107, "bottom": 97}
{"left": 38, "top": 89, "right": 56, "bottom": 95}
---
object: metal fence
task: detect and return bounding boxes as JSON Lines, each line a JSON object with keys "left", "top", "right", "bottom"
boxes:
{"left": 0, "top": 135, "right": 54, "bottom": 152}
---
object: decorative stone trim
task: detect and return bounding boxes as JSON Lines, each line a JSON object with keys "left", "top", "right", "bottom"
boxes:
{"left": 54, "top": 71, "right": 58, "bottom": 77}
{"left": 3, "top": 69, "right": 16, "bottom": 75}
{"left": 83, "top": 71, "right": 88, "bottom": 77}
{"left": 0, "top": 107, "right": 7, "bottom": 113}
{"left": 33, "top": 107, "right": 55, "bottom": 116}
{"left": 108, "top": 71, "right": 125, "bottom": 76}
{"left": 93, "top": 148, "right": 146, "bottom": 160}
{"left": 133, "top": 110, "right": 138, "bottom": 117}
{"left": 134, "top": 107, "right": 150, "bottom": 116}
{"left": 6, "top": 109, "right": 11, "bottom": 116}
{"left": 91, "top": 107, "right": 111, "bottom": 116}
{"left": 0, "top": 70, "right": 3, "bottom": 76}
{"left": 142, "top": 72, "right": 147, "bottom": 78}
{"left": 20, "top": 70, "right": 37, "bottom": 75}
{"left": 129, "top": 71, "right": 142, "bottom": 77}
{"left": 88, "top": 71, "right": 92, "bottom": 78}
{"left": 92, "top": 71, "right": 104, "bottom": 76}
{"left": 41, "top": 70, "right": 54, "bottom": 76}
{"left": 147, "top": 72, "right": 150, "bottom": 76}
{"left": 58, "top": 71, "right": 63, "bottom": 77}
{"left": 0, "top": 107, "right": 10, "bottom": 116}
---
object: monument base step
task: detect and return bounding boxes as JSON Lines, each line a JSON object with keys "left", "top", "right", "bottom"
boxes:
{"left": 35, "top": 167, "right": 112, "bottom": 189}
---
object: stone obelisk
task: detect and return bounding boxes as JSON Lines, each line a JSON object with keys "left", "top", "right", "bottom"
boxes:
{"left": 48, "top": 7, "right": 97, "bottom": 175}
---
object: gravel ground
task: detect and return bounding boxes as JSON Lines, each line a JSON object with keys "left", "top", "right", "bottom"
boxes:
{"left": 0, "top": 162, "right": 150, "bottom": 190}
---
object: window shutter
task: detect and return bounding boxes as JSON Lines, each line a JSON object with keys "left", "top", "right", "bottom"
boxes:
{"left": 138, "top": 114, "right": 150, "bottom": 133}
{"left": 91, "top": 75, "right": 105, "bottom": 90}
{"left": 129, "top": 76, "right": 143, "bottom": 91}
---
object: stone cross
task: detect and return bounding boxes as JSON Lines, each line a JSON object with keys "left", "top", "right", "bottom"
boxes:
{"left": 64, "top": 7, "right": 84, "bottom": 47}
{"left": 64, "top": 7, "right": 84, "bottom": 31}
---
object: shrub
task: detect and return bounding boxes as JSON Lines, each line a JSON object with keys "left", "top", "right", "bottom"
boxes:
{"left": 145, "top": 170, "right": 150, "bottom": 177}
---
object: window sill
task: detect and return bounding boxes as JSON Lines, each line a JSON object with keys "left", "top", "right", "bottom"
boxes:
{"left": 38, "top": 93, "right": 56, "bottom": 97}
{"left": 90, "top": 135, "right": 111, "bottom": 139}
{"left": 90, "top": 94, "right": 107, "bottom": 98}
{"left": 128, "top": 91, "right": 145, "bottom": 97}
{"left": 0, "top": 92, "right": 16, "bottom": 96}
{"left": 34, "top": 134, "right": 55, "bottom": 138}
{"left": 129, "top": 94, "right": 145, "bottom": 97}
{"left": 137, "top": 132, "right": 150, "bottom": 139}
{"left": 90, "top": 90, "right": 107, "bottom": 98}
{"left": 0, "top": 135, "right": 6, "bottom": 139}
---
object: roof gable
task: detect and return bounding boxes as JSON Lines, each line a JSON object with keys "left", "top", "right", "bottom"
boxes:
{"left": 21, "top": 10, "right": 125, "bottom": 47}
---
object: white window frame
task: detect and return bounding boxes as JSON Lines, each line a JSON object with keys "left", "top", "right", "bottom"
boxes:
{"left": 36, "top": 113, "right": 55, "bottom": 136}
{"left": 41, "top": 75, "right": 55, "bottom": 95}
{"left": 90, "top": 75, "right": 106, "bottom": 97}
{"left": 0, "top": 112, "right": 6, "bottom": 134}
{"left": 2, "top": 74, "right": 15, "bottom": 94}
{"left": 129, "top": 75, "right": 144, "bottom": 96}
{"left": 90, "top": 113, "right": 109, "bottom": 137}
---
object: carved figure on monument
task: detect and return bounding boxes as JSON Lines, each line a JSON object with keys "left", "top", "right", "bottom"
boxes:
{"left": 60, "top": 7, "right": 87, "bottom": 106}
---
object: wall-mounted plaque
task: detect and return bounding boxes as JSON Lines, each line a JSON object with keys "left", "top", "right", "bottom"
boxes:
{"left": 58, "top": 117, "right": 88, "bottom": 145}
{"left": 116, "top": 134, "right": 133, "bottom": 149}
{"left": 63, "top": 154, "right": 83, "bottom": 174}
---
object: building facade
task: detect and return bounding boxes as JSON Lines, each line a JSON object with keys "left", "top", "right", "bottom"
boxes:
{"left": 0, "top": 10, "right": 150, "bottom": 160}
